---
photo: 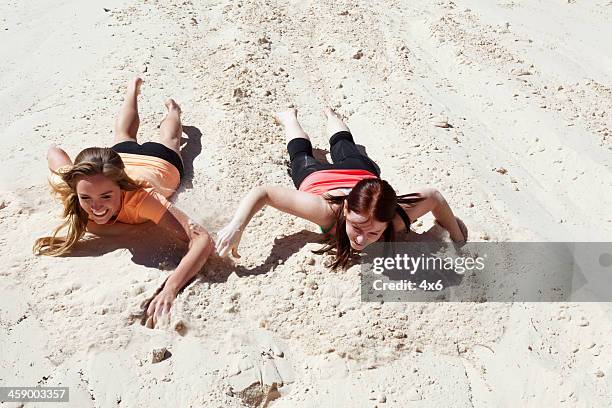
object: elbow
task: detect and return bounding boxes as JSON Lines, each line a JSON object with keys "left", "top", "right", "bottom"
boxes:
{"left": 203, "top": 232, "right": 215, "bottom": 258}
{"left": 190, "top": 228, "right": 214, "bottom": 258}
{"left": 254, "top": 185, "right": 269, "bottom": 199}
{"left": 250, "top": 185, "right": 271, "bottom": 207}
{"left": 422, "top": 187, "right": 445, "bottom": 207}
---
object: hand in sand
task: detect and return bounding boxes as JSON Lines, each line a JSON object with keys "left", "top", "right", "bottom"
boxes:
{"left": 146, "top": 286, "right": 177, "bottom": 328}
{"left": 216, "top": 221, "right": 242, "bottom": 258}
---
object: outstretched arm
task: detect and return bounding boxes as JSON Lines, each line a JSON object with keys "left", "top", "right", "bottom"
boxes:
{"left": 395, "top": 188, "right": 467, "bottom": 243}
{"left": 146, "top": 205, "right": 214, "bottom": 325}
{"left": 216, "top": 185, "right": 333, "bottom": 257}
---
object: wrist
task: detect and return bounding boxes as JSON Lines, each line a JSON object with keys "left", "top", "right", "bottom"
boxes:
{"left": 163, "top": 278, "right": 181, "bottom": 296}
{"left": 230, "top": 218, "right": 244, "bottom": 231}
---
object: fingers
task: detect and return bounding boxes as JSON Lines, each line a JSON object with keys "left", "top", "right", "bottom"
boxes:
{"left": 145, "top": 293, "right": 173, "bottom": 329}
{"left": 216, "top": 240, "right": 229, "bottom": 257}
{"left": 215, "top": 232, "right": 225, "bottom": 252}
{"left": 218, "top": 243, "right": 236, "bottom": 258}
{"left": 163, "top": 303, "right": 172, "bottom": 316}
{"left": 215, "top": 232, "right": 231, "bottom": 257}
{"left": 215, "top": 223, "right": 242, "bottom": 258}
{"left": 216, "top": 228, "right": 242, "bottom": 258}
{"left": 146, "top": 298, "right": 156, "bottom": 318}
{"left": 208, "top": 235, "right": 217, "bottom": 252}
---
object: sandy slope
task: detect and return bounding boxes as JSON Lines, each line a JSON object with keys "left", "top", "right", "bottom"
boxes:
{"left": 1, "top": 0, "right": 611, "bottom": 407}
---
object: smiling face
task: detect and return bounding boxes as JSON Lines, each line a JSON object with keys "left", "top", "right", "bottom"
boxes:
{"left": 343, "top": 206, "right": 388, "bottom": 251}
{"left": 75, "top": 173, "right": 122, "bottom": 224}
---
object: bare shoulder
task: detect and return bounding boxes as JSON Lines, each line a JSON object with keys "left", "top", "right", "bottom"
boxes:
{"left": 265, "top": 186, "right": 336, "bottom": 227}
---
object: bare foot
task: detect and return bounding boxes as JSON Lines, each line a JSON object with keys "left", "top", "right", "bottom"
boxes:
{"left": 323, "top": 106, "right": 341, "bottom": 119}
{"left": 164, "top": 98, "right": 181, "bottom": 115}
{"left": 274, "top": 108, "right": 298, "bottom": 126}
{"left": 128, "top": 77, "right": 143, "bottom": 97}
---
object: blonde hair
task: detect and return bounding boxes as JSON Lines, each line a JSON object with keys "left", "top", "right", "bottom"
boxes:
{"left": 33, "top": 147, "right": 143, "bottom": 256}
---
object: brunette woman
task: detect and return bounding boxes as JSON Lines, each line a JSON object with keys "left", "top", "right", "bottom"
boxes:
{"left": 216, "top": 107, "right": 467, "bottom": 269}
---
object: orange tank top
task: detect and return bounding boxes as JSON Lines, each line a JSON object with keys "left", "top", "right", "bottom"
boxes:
{"left": 110, "top": 153, "right": 180, "bottom": 224}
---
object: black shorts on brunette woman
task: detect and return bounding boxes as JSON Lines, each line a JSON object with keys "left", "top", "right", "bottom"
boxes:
{"left": 287, "top": 131, "right": 381, "bottom": 189}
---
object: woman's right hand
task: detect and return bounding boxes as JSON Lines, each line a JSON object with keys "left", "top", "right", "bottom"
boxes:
{"left": 216, "top": 221, "right": 243, "bottom": 258}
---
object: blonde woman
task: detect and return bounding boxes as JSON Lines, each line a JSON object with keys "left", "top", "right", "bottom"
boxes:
{"left": 35, "top": 77, "right": 213, "bottom": 326}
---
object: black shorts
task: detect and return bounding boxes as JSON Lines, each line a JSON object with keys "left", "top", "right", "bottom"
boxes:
{"left": 287, "top": 131, "right": 380, "bottom": 188}
{"left": 111, "top": 141, "right": 184, "bottom": 179}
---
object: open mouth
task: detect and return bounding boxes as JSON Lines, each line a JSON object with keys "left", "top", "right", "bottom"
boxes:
{"left": 351, "top": 240, "right": 364, "bottom": 249}
{"left": 92, "top": 209, "right": 109, "bottom": 218}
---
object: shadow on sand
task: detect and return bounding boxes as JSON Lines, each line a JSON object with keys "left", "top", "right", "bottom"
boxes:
{"left": 179, "top": 125, "right": 203, "bottom": 189}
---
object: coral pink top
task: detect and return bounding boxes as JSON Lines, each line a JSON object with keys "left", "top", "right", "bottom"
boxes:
{"left": 299, "top": 169, "right": 378, "bottom": 195}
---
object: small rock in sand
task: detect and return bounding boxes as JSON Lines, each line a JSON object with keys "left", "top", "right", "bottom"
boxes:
{"left": 174, "top": 320, "right": 188, "bottom": 336}
{"left": 237, "top": 382, "right": 280, "bottom": 407}
{"left": 577, "top": 317, "right": 589, "bottom": 327}
{"left": 495, "top": 167, "right": 508, "bottom": 175}
{"left": 353, "top": 49, "right": 364, "bottom": 59}
{"left": 151, "top": 347, "right": 170, "bottom": 363}
{"left": 432, "top": 117, "right": 452, "bottom": 128}
{"left": 511, "top": 68, "right": 532, "bottom": 76}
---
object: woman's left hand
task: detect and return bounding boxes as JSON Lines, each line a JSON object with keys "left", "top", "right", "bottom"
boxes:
{"left": 146, "top": 286, "right": 177, "bottom": 327}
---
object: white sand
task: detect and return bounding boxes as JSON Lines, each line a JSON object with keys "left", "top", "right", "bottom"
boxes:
{"left": 1, "top": 0, "right": 611, "bottom": 406}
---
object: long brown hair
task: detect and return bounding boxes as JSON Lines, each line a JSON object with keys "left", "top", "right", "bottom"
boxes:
{"left": 33, "top": 147, "right": 143, "bottom": 256}
{"left": 314, "top": 178, "right": 423, "bottom": 270}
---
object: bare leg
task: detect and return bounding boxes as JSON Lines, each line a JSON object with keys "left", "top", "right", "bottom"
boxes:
{"left": 114, "top": 77, "right": 142, "bottom": 143}
{"left": 405, "top": 188, "right": 467, "bottom": 243}
{"left": 157, "top": 98, "right": 183, "bottom": 158}
{"left": 274, "top": 108, "right": 310, "bottom": 142}
{"left": 323, "top": 106, "right": 350, "bottom": 137}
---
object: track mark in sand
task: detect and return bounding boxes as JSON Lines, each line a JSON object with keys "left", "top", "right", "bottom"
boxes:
{"left": 78, "top": 369, "right": 96, "bottom": 402}
{"left": 3, "top": 313, "right": 28, "bottom": 335}
{"left": 226, "top": 329, "right": 294, "bottom": 407}
{"left": 427, "top": 4, "right": 611, "bottom": 147}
